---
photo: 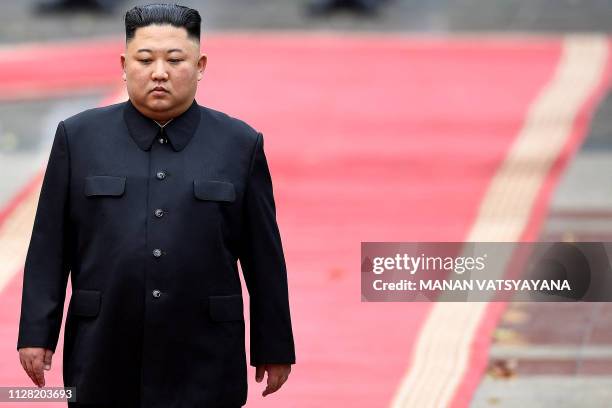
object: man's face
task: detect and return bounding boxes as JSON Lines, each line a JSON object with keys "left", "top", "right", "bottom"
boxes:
{"left": 121, "top": 24, "right": 206, "bottom": 120}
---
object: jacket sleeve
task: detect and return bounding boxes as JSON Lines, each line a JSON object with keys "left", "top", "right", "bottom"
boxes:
{"left": 239, "top": 132, "right": 296, "bottom": 367}
{"left": 17, "top": 121, "right": 71, "bottom": 352}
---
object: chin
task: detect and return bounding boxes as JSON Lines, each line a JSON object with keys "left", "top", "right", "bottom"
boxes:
{"left": 146, "top": 98, "right": 174, "bottom": 111}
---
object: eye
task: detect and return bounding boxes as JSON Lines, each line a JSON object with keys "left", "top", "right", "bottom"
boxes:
{"left": 139, "top": 59, "right": 152, "bottom": 64}
{"left": 168, "top": 59, "right": 183, "bottom": 64}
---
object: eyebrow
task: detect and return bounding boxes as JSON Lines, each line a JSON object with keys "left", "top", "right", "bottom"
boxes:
{"left": 137, "top": 48, "right": 185, "bottom": 53}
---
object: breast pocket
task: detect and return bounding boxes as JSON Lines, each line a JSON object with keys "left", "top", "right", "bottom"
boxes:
{"left": 191, "top": 179, "right": 238, "bottom": 236}
{"left": 193, "top": 179, "right": 236, "bottom": 203}
{"left": 84, "top": 175, "right": 126, "bottom": 198}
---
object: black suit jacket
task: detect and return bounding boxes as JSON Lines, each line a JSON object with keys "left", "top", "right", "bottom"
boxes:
{"left": 17, "top": 98, "right": 296, "bottom": 407}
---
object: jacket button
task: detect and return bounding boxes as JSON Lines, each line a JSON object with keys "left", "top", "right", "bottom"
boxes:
{"left": 154, "top": 209, "right": 164, "bottom": 218}
{"left": 156, "top": 171, "right": 166, "bottom": 180}
{"left": 158, "top": 137, "right": 167, "bottom": 144}
{"left": 152, "top": 289, "right": 162, "bottom": 298}
{"left": 152, "top": 248, "right": 162, "bottom": 258}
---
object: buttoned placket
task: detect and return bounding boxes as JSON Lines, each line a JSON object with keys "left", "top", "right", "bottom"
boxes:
{"left": 121, "top": 100, "right": 203, "bottom": 407}
{"left": 142, "top": 119, "right": 177, "bottom": 407}
{"left": 150, "top": 119, "right": 173, "bottom": 295}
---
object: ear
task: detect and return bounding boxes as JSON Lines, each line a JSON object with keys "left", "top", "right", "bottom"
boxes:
{"left": 197, "top": 54, "right": 207, "bottom": 81}
{"left": 120, "top": 53, "right": 126, "bottom": 81}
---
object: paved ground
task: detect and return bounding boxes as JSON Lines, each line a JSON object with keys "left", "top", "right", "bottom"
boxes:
{"left": 470, "top": 59, "right": 612, "bottom": 406}
{"left": 1, "top": 1, "right": 612, "bottom": 407}
{"left": 0, "top": 95, "right": 103, "bottom": 206}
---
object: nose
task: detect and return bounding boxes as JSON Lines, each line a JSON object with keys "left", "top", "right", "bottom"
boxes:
{"left": 151, "top": 60, "right": 168, "bottom": 81}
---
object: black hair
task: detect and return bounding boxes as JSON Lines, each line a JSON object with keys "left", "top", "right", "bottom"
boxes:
{"left": 125, "top": 3, "right": 201, "bottom": 43}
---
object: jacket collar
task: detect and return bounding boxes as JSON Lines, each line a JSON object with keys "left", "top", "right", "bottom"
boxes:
{"left": 123, "top": 98, "right": 201, "bottom": 152}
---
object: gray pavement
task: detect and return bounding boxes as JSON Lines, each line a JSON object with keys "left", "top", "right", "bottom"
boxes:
{"left": 0, "top": 94, "right": 104, "bottom": 206}
{"left": 473, "top": 377, "right": 612, "bottom": 408}
{"left": 471, "top": 93, "right": 612, "bottom": 405}
{"left": 2, "top": 0, "right": 612, "bottom": 45}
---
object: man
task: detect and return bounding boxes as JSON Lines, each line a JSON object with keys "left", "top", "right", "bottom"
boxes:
{"left": 34, "top": 0, "right": 118, "bottom": 14}
{"left": 306, "top": 0, "right": 385, "bottom": 15}
{"left": 17, "top": 4, "right": 296, "bottom": 407}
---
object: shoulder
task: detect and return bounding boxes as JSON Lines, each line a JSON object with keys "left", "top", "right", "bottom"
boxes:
{"left": 61, "top": 101, "right": 127, "bottom": 133}
{"left": 199, "top": 105, "right": 261, "bottom": 145}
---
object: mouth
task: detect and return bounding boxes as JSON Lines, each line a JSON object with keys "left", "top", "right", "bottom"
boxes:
{"left": 151, "top": 87, "right": 169, "bottom": 93}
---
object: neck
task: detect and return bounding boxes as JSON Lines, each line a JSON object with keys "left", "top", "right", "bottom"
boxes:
{"left": 155, "top": 119, "right": 170, "bottom": 126}
{"left": 129, "top": 98, "right": 194, "bottom": 123}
